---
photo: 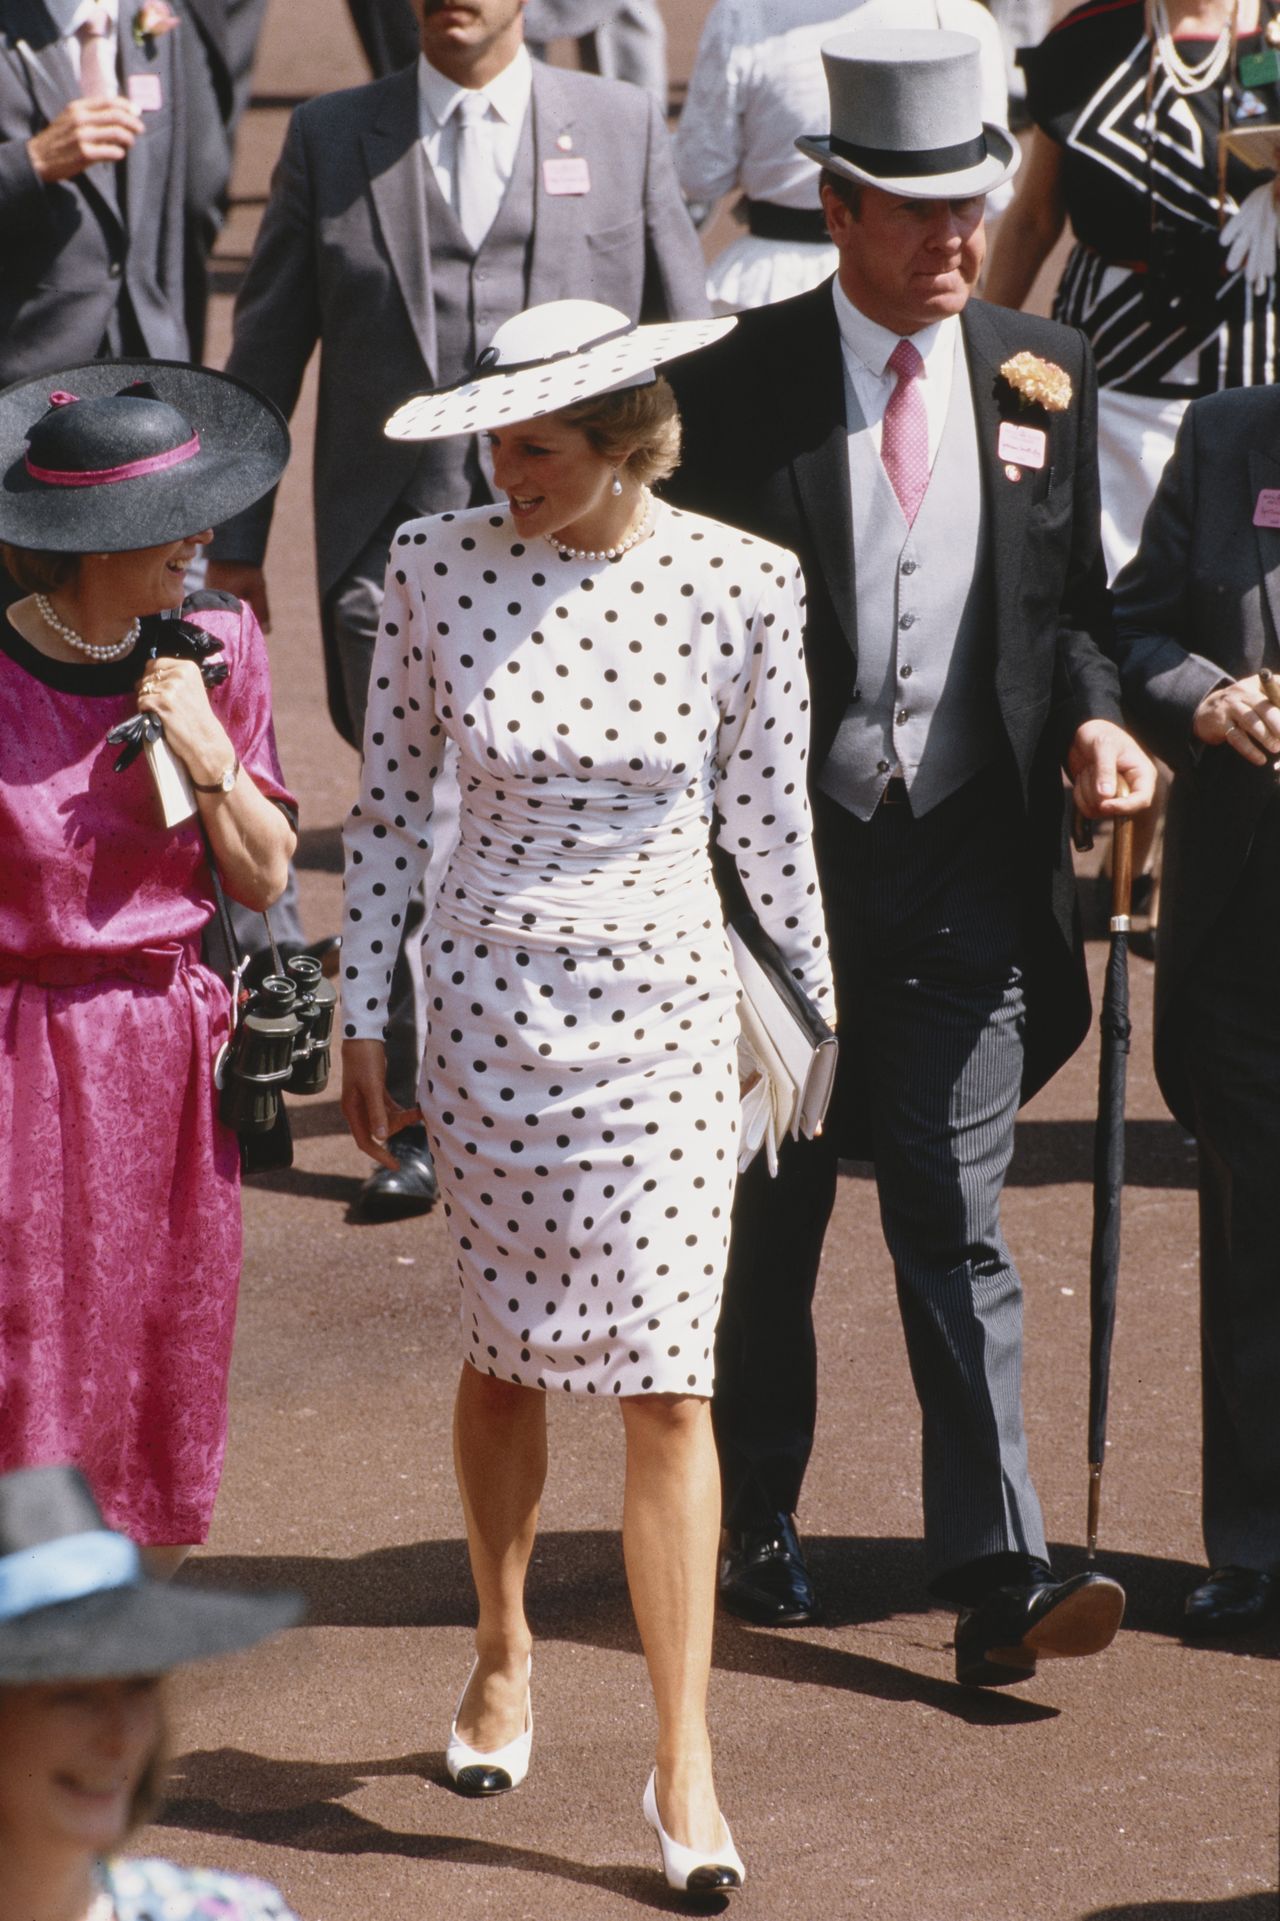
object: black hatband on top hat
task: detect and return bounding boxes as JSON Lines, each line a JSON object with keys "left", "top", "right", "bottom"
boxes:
{"left": 0, "top": 360, "right": 290, "bottom": 555}
{"left": 0, "top": 1466, "right": 301, "bottom": 1683}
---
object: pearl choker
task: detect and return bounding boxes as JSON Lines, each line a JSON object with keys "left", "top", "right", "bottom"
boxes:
{"left": 35, "top": 592, "right": 140, "bottom": 662}
{"left": 544, "top": 489, "right": 654, "bottom": 563}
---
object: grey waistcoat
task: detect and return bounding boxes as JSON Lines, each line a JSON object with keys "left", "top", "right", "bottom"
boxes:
{"left": 818, "top": 330, "right": 1002, "bottom": 822}
{"left": 400, "top": 108, "right": 537, "bottom": 516}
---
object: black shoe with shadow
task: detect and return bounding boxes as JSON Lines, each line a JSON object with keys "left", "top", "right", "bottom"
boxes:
{"left": 954, "top": 1568, "right": 1125, "bottom": 1687}
{"left": 356, "top": 1122, "right": 438, "bottom": 1222}
{"left": 718, "top": 1513, "right": 821, "bottom": 1626}
{"left": 1183, "top": 1566, "right": 1277, "bottom": 1637}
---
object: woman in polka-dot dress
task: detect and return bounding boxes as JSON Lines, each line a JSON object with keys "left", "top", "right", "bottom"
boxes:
{"left": 340, "top": 303, "right": 832, "bottom": 1893}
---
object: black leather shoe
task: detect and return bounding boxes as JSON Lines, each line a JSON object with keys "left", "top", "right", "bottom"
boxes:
{"left": 718, "top": 1514, "right": 820, "bottom": 1626}
{"left": 1183, "top": 1566, "right": 1277, "bottom": 1637}
{"left": 955, "top": 1570, "right": 1125, "bottom": 1687}
{"left": 356, "top": 1122, "right": 438, "bottom": 1222}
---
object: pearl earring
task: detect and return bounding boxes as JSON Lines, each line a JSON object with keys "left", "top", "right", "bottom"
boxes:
{"left": 610, "top": 471, "right": 623, "bottom": 497}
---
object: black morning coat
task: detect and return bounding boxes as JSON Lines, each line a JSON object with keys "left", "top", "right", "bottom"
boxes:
{"left": 664, "top": 283, "right": 1127, "bottom": 1155}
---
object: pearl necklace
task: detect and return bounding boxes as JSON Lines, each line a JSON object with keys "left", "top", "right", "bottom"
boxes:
{"left": 35, "top": 592, "right": 140, "bottom": 662}
{"left": 1149, "top": 0, "right": 1236, "bottom": 94}
{"left": 544, "top": 489, "right": 654, "bottom": 563}
{"left": 86, "top": 1892, "right": 116, "bottom": 1921}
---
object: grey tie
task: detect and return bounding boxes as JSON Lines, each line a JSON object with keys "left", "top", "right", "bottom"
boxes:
{"left": 453, "top": 91, "right": 495, "bottom": 250}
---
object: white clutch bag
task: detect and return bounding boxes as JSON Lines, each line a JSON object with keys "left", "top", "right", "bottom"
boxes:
{"left": 729, "top": 912, "right": 837, "bottom": 1174}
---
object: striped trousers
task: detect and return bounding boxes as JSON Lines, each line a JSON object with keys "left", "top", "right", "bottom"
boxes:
{"left": 713, "top": 763, "right": 1050, "bottom": 1593}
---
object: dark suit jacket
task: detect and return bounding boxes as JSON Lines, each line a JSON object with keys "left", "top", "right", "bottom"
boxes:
{"left": 665, "top": 284, "right": 1124, "bottom": 1145}
{"left": 0, "top": 0, "right": 187, "bottom": 381}
{"left": 1111, "top": 385, "right": 1280, "bottom": 1129}
{"left": 212, "top": 57, "right": 708, "bottom": 595}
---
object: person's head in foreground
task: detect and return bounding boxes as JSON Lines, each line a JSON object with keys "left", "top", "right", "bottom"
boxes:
{"left": 0, "top": 1465, "right": 302, "bottom": 1921}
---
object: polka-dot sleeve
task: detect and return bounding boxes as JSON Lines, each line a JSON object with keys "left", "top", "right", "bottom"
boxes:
{"left": 340, "top": 543, "right": 444, "bottom": 1044}
{"left": 713, "top": 555, "right": 834, "bottom": 1016}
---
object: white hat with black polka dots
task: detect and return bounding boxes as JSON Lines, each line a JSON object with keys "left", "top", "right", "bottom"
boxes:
{"left": 384, "top": 300, "right": 735, "bottom": 443}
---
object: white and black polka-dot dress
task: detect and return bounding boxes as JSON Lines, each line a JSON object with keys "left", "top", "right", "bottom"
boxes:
{"left": 342, "top": 500, "right": 832, "bottom": 1398}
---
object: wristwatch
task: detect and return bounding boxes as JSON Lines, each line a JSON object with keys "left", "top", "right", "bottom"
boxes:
{"left": 190, "top": 753, "right": 240, "bottom": 795}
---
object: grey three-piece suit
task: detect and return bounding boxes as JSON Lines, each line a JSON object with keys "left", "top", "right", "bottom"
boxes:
{"left": 0, "top": 0, "right": 188, "bottom": 383}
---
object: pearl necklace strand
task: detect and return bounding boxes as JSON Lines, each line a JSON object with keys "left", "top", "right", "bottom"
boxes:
{"left": 34, "top": 592, "right": 140, "bottom": 663}
{"left": 1149, "top": 0, "right": 1236, "bottom": 94}
{"left": 544, "top": 488, "right": 654, "bottom": 563}
{"left": 86, "top": 1892, "right": 116, "bottom": 1921}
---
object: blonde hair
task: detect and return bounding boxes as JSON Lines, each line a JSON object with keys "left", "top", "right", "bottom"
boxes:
{"left": 556, "top": 375, "right": 682, "bottom": 487}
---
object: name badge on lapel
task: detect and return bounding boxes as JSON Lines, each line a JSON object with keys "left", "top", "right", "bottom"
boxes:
{"left": 543, "top": 155, "right": 590, "bottom": 195}
{"left": 128, "top": 73, "right": 163, "bottom": 111}
{"left": 997, "top": 421, "right": 1046, "bottom": 470}
{"left": 1254, "top": 488, "right": 1280, "bottom": 528}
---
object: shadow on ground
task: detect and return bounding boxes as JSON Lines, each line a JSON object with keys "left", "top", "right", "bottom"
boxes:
{"left": 1084, "top": 1899, "right": 1278, "bottom": 1920}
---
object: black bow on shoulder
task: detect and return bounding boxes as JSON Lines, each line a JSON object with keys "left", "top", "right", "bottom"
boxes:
{"left": 105, "top": 615, "right": 229, "bottom": 772}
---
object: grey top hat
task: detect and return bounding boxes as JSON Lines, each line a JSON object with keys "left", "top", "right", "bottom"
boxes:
{"left": 796, "top": 29, "right": 1019, "bottom": 202}
{"left": 0, "top": 1466, "right": 301, "bottom": 1683}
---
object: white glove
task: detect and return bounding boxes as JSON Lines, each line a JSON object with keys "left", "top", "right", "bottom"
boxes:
{"left": 1220, "top": 180, "right": 1280, "bottom": 296}
{"left": 736, "top": 1033, "right": 788, "bottom": 1176}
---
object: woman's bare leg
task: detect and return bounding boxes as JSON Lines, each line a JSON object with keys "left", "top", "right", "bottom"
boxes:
{"left": 141, "top": 1545, "right": 194, "bottom": 1579}
{"left": 452, "top": 1363, "right": 548, "bottom": 1748}
{"left": 620, "top": 1393, "right": 726, "bottom": 1853}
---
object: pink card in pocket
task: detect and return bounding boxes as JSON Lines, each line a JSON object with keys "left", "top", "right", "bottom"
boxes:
{"left": 543, "top": 155, "right": 590, "bottom": 196}
{"left": 128, "top": 73, "right": 163, "bottom": 112}
{"left": 1253, "top": 488, "right": 1280, "bottom": 528}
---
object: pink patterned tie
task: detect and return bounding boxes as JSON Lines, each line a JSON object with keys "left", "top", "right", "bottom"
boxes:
{"left": 881, "top": 337, "right": 929, "bottom": 527}
{"left": 76, "top": 5, "right": 113, "bottom": 99}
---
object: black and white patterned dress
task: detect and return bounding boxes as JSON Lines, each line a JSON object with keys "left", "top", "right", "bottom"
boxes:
{"left": 341, "top": 500, "right": 832, "bottom": 1397}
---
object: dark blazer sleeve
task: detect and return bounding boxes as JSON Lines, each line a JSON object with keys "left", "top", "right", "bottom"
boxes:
{"left": 637, "top": 88, "right": 709, "bottom": 322}
{"left": 1044, "top": 331, "right": 1125, "bottom": 758}
{"left": 1109, "top": 402, "right": 1227, "bottom": 775}
{"left": 212, "top": 102, "right": 322, "bottom": 565}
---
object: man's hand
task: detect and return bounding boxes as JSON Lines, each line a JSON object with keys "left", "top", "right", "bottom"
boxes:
{"left": 1192, "top": 673, "right": 1280, "bottom": 766}
{"left": 341, "top": 1039, "right": 423, "bottom": 1172}
{"left": 206, "top": 561, "right": 271, "bottom": 633}
{"left": 1068, "top": 719, "right": 1157, "bottom": 820}
{"left": 27, "top": 98, "right": 143, "bottom": 182}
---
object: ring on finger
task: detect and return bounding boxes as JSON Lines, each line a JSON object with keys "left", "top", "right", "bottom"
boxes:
{"left": 1226, "top": 722, "right": 1241, "bottom": 741}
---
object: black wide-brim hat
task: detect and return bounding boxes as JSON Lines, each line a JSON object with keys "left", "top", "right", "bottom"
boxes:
{"left": 0, "top": 1466, "right": 302, "bottom": 1683}
{"left": 0, "top": 360, "right": 289, "bottom": 555}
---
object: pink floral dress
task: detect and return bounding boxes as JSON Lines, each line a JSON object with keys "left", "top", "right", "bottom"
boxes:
{"left": 0, "top": 600, "right": 294, "bottom": 1544}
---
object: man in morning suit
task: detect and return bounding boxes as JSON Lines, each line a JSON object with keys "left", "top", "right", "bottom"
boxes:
{"left": 208, "top": 0, "right": 707, "bottom": 1220}
{"left": 666, "top": 30, "right": 1157, "bottom": 1686}
{"left": 0, "top": 0, "right": 188, "bottom": 384}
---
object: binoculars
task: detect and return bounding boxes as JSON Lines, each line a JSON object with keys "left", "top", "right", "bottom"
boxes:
{"left": 219, "top": 954, "right": 336, "bottom": 1137}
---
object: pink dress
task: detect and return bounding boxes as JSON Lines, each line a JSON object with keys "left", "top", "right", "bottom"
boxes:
{"left": 0, "top": 601, "right": 293, "bottom": 1544}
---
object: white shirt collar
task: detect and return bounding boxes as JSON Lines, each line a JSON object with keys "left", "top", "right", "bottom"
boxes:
{"left": 418, "top": 42, "right": 533, "bottom": 132}
{"left": 831, "top": 275, "right": 955, "bottom": 383}
{"left": 48, "top": 0, "right": 117, "bottom": 36}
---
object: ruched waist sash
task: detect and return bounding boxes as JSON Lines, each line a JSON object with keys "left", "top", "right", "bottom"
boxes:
{"left": 0, "top": 941, "right": 199, "bottom": 990}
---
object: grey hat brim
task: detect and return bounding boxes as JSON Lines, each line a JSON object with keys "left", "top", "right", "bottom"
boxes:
{"left": 0, "top": 360, "right": 289, "bottom": 553}
{"left": 796, "top": 120, "right": 1020, "bottom": 201}
{"left": 0, "top": 1579, "right": 303, "bottom": 1683}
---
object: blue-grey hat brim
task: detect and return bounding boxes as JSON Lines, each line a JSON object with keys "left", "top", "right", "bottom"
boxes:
{"left": 796, "top": 121, "right": 1020, "bottom": 201}
{"left": 0, "top": 1580, "right": 303, "bottom": 1683}
{"left": 0, "top": 359, "right": 289, "bottom": 554}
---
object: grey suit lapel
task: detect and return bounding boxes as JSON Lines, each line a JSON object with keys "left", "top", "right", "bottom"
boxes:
{"left": 788, "top": 288, "right": 857, "bottom": 661}
{"left": 362, "top": 68, "right": 438, "bottom": 380}
{"left": 13, "top": 0, "right": 123, "bottom": 223}
{"left": 11, "top": 0, "right": 79, "bottom": 130}
{"left": 1247, "top": 445, "right": 1280, "bottom": 657}
{"left": 526, "top": 63, "right": 582, "bottom": 311}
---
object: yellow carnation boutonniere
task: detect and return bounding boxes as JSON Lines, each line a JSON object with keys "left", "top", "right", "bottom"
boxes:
{"left": 132, "top": 1, "right": 180, "bottom": 47}
{"left": 999, "top": 352, "right": 1073, "bottom": 414}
